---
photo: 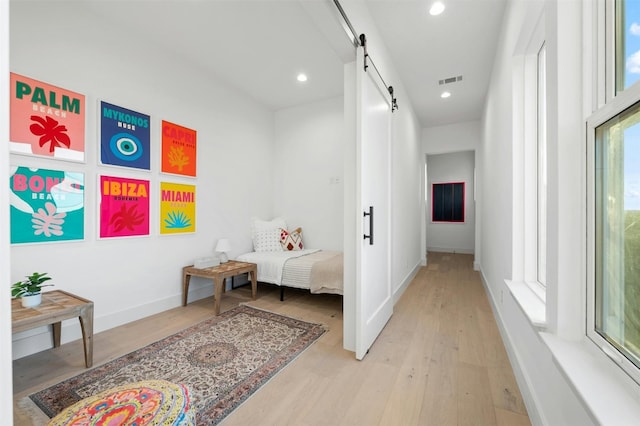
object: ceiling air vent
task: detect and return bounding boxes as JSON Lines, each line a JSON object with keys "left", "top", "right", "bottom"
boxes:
{"left": 438, "top": 75, "right": 463, "bottom": 85}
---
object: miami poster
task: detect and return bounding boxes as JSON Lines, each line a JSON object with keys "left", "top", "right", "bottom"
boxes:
{"left": 100, "top": 176, "right": 150, "bottom": 238}
{"left": 10, "top": 166, "right": 84, "bottom": 244}
{"left": 161, "top": 120, "right": 197, "bottom": 177}
{"left": 10, "top": 73, "right": 85, "bottom": 162}
{"left": 100, "top": 101, "right": 151, "bottom": 170}
{"left": 160, "top": 182, "right": 195, "bottom": 234}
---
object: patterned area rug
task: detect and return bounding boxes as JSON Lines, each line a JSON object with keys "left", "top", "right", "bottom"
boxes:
{"left": 29, "top": 305, "right": 326, "bottom": 425}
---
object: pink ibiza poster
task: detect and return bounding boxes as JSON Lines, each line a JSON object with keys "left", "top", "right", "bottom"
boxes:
{"left": 100, "top": 176, "right": 150, "bottom": 238}
{"left": 10, "top": 73, "right": 85, "bottom": 162}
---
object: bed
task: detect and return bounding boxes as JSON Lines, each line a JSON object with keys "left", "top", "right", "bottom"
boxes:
{"left": 236, "top": 249, "right": 343, "bottom": 300}
{"left": 237, "top": 217, "right": 343, "bottom": 300}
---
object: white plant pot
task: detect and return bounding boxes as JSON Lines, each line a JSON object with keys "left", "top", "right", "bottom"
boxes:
{"left": 21, "top": 293, "right": 42, "bottom": 308}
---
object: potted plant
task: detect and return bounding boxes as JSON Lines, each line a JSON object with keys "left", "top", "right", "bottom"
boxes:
{"left": 11, "top": 272, "right": 53, "bottom": 308}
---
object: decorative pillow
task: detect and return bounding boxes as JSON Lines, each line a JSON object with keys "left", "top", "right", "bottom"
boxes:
{"left": 253, "top": 228, "right": 283, "bottom": 252}
{"left": 279, "top": 227, "right": 304, "bottom": 251}
{"left": 251, "top": 217, "right": 286, "bottom": 252}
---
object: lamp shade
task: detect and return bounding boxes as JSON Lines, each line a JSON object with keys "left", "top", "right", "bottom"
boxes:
{"left": 215, "top": 239, "right": 231, "bottom": 253}
{"left": 215, "top": 239, "right": 231, "bottom": 263}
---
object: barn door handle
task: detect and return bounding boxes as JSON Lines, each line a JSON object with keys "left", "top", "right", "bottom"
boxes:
{"left": 363, "top": 206, "right": 374, "bottom": 245}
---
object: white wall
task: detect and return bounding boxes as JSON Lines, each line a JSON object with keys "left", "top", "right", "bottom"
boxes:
{"left": 273, "top": 96, "right": 344, "bottom": 250}
{"left": 480, "top": 1, "right": 576, "bottom": 423}
{"left": 423, "top": 120, "right": 481, "bottom": 154}
{"left": 10, "top": 2, "right": 276, "bottom": 358}
{"left": 426, "top": 151, "right": 475, "bottom": 254}
{"left": 390, "top": 93, "right": 424, "bottom": 295}
{"left": 423, "top": 120, "right": 481, "bottom": 265}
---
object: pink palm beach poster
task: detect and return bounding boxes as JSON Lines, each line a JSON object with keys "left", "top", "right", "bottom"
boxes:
{"left": 100, "top": 176, "right": 150, "bottom": 238}
{"left": 10, "top": 73, "right": 85, "bottom": 162}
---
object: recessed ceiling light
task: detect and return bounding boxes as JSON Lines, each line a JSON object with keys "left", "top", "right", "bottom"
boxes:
{"left": 441, "top": 91, "right": 451, "bottom": 99}
{"left": 429, "top": 1, "right": 445, "bottom": 16}
{"left": 297, "top": 73, "right": 308, "bottom": 82}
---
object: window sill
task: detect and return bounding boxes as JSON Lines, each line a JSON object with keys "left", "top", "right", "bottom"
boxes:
{"left": 505, "top": 279, "right": 546, "bottom": 329}
{"left": 540, "top": 333, "right": 640, "bottom": 425}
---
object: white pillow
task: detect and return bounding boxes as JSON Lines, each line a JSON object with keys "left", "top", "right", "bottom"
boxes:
{"left": 253, "top": 228, "right": 283, "bottom": 252}
{"left": 251, "top": 217, "right": 286, "bottom": 252}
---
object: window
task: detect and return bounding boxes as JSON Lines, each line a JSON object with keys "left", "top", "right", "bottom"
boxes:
{"left": 507, "top": 6, "right": 547, "bottom": 322}
{"left": 520, "top": 11, "right": 547, "bottom": 294}
{"left": 588, "top": 86, "right": 640, "bottom": 382}
{"left": 587, "top": 0, "right": 640, "bottom": 383}
{"left": 431, "top": 182, "right": 464, "bottom": 222}
{"left": 537, "top": 42, "right": 547, "bottom": 287}
{"left": 616, "top": 0, "right": 640, "bottom": 93}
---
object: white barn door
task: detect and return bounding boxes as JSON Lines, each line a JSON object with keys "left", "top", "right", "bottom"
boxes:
{"left": 355, "top": 47, "right": 393, "bottom": 360}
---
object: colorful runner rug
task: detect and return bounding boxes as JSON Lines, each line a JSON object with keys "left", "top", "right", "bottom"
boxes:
{"left": 29, "top": 305, "right": 326, "bottom": 425}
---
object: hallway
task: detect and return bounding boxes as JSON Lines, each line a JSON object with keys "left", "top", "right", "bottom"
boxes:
{"left": 14, "top": 252, "right": 529, "bottom": 425}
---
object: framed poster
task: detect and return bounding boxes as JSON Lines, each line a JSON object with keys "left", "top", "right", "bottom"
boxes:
{"left": 10, "top": 166, "right": 85, "bottom": 244}
{"left": 161, "top": 120, "right": 197, "bottom": 177}
{"left": 99, "top": 175, "right": 150, "bottom": 238}
{"left": 159, "top": 182, "right": 195, "bottom": 234}
{"left": 432, "top": 182, "right": 465, "bottom": 222}
{"left": 100, "top": 101, "right": 151, "bottom": 170}
{"left": 10, "top": 73, "right": 85, "bottom": 162}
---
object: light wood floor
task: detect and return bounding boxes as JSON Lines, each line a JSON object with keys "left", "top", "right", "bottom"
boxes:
{"left": 13, "top": 252, "right": 530, "bottom": 425}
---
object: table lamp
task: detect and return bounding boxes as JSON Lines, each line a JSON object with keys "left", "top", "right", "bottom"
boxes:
{"left": 215, "top": 238, "right": 231, "bottom": 263}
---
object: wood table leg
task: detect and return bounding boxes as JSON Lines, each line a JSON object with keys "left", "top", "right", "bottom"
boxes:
{"left": 250, "top": 270, "right": 257, "bottom": 300}
{"left": 78, "top": 304, "right": 94, "bottom": 368}
{"left": 214, "top": 276, "right": 223, "bottom": 315}
{"left": 52, "top": 321, "right": 61, "bottom": 347}
{"left": 182, "top": 273, "right": 191, "bottom": 306}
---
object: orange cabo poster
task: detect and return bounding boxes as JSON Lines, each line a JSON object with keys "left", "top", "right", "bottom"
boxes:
{"left": 10, "top": 73, "right": 85, "bottom": 162}
{"left": 161, "top": 120, "right": 196, "bottom": 177}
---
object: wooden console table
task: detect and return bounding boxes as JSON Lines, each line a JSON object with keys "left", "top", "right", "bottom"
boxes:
{"left": 182, "top": 260, "right": 257, "bottom": 315}
{"left": 12, "top": 290, "right": 94, "bottom": 368}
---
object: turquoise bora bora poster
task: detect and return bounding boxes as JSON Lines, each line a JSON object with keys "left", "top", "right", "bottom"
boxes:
{"left": 10, "top": 166, "right": 85, "bottom": 244}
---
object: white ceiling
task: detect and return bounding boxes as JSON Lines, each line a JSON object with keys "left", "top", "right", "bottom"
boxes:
{"left": 366, "top": 0, "right": 506, "bottom": 127}
{"left": 81, "top": 0, "right": 506, "bottom": 128}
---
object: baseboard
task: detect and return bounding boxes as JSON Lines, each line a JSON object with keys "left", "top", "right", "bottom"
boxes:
{"left": 427, "top": 246, "right": 474, "bottom": 254}
{"left": 478, "top": 268, "right": 546, "bottom": 426}
{"left": 12, "top": 284, "right": 217, "bottom": 360}
{"left": 393, "top": 260, "right": 421, "bottom": 304}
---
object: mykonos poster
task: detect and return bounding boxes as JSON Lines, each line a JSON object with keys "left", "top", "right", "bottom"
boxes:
{"left": 100, "top": 101, "right": 150, "bottom": 170}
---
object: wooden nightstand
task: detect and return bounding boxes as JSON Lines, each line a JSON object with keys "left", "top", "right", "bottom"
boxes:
{"left": 182, "top": 260, "right": 257, "bottom": 315}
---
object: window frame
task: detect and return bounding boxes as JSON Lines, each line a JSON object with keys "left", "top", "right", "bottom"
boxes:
{"left": 586, "top": 80, "right": 640, "bottom": 385}
{"left": 536, "top": 41, "right": 548, "bottom": 289}
{"left": 521, "top": 10, "right": 547, "bottom": 297}
{"left": 587, "top": 0, "right": 640, "bottom": 382}
{"left": 506, "top": 4, "right": 547, "bottom": 326}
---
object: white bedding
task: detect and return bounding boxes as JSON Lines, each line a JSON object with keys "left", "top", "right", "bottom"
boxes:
{"left": 235, "top": 249, "right": 343, "bottom": 294}
{"left": 236, "top": 249, "right": 320, "bottom": 286}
